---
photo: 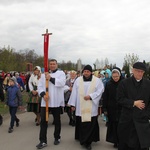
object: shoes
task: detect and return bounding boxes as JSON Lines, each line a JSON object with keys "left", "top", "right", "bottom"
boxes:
{"left": 69, "top": 120, "right": 76, "bottom": 126}
{"left": 54, "top": 139, "right": 60, "bottom": 145}
{"left": 85, "top": 144, "right": 92, "bottom": 150}
{"left": 16, "top": 119, "right": 20, "bottom": 127}
{"left": 71, "top": 122, "right": 75, "bottom": 127}
{"left": 36, "top": 142, "right": 47, "bottom": 149}
{"left": 113, "top": 143, "right": 118, "bottom": 148}
{"left": 8, "top": 127, "right": 13, "bottom": 133}
{"left": 36, "top": 123, "right": 40, "bottom": 126}
{"left": 105, "top": 121, "right": 108, "bottom": 127}
{"left": 83, "top": 143, "right": 92, "bottom": 150}
{"left": 69, "top": 121, "right": 72, "bottom": 126}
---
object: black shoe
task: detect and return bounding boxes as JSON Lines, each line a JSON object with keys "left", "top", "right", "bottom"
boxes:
{"left": 69, "top": 120, "right": 76, "bottom": 126}
{"left": 71, "top": 121, "right": 75, "bottom": 126}
{"left": 54, "top": 139, "right": 60, "bottom": 145}
{"left": 83, "top": 143, "right": 92, "bottom": 150}
{"left": 113, "top": 143, "right": 118, "bottom": 148}
{"left": 8, "top": 127, "right": 13, "bottom": 133}
{"left": 36, "top": 142, "right": 47, "bottom": 149}
{"left": 36, "top": 123, "right": 40, "bottom": 126}
{"left": 69, "top": 118, "right": 73, "bottom": 126}
{"left": 69, "top": 121, "right": 72, "bottom": 125}
{"left": 85, "top": 144, "right": 92, "bottom": 150}
{"left": 16, "top": 119, "right": 20, "bottom": 127}
{"left": 105, "top": 121, "right": 108, "bottom": 127}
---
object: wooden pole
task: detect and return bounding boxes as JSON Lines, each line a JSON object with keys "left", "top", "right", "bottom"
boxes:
{"left": 42, "top": 29, "right": 52, "bottom": 121}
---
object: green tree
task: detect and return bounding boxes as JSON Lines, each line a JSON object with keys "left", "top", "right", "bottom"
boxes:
{"left": 122, "top": 53, "right": 140, "bottom": 76}
{"left": 0, "top": 47, "right": 17, "bottom": 72}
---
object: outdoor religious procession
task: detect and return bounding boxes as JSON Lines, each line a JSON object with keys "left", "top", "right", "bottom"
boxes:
{"left": 1, "top": 1, "right": 150, "bottom": 150}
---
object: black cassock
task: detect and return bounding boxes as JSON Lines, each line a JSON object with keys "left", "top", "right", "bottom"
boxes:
{"left": 117, "top": 76, "right": 150, "bottom": 149}
{"left": 75, "top": 116, "right": 99, "bottom": 145}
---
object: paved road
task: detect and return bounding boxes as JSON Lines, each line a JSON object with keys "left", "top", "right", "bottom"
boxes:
{"left": 0, "top": 111, "right": 115, "bottom": 150}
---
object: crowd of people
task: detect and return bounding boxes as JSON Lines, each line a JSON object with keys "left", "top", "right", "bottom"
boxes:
{"left": 0, "top": 60, "right": 150, "bottom": 150}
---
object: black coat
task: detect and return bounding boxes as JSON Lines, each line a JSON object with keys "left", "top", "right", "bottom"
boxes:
{"left": 117, "top": 76, "right": 150, "bottom": 148}
{"left": 103, "top": 78, "right": 122, "bottom": 143}
{"left": 103, "top": 79, "right": 121, "bottom": 121}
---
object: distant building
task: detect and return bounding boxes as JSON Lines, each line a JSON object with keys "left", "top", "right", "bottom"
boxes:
{"left": 77, "top": 59, "right": 82, "bottom": 71}
{"left": 95, "top": 59, "right": 100, "bottom": 69}
{"left": 26, "top": 63, "right": 33, "bottom": 72}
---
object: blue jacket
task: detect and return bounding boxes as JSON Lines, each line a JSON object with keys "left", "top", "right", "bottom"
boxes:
{"left": 6, "top": 84, "right": 22, "bottom": 107}
{"left": 103, "top": 69, "right": 112, "bottom": 87}
{"left": 17, "top": 77, "right": 25, "bottom": 90}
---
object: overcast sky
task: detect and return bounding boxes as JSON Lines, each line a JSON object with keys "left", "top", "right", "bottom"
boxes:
{"left": 0, "top": 0, "right": 150, "bottom": 68}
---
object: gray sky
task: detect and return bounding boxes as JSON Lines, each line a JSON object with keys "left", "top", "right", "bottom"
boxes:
{"left": 0, "top": 0, "right": 150, "bottom": 68}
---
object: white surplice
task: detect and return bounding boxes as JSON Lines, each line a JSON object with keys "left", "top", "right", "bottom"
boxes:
{"left": 38, "top": 70, "right": 66, "bottom": 107}
{"left": 68, "top": 76, "right": 104, "bottom": 117}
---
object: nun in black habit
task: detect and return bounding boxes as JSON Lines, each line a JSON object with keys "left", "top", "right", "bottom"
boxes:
{"left": 103, "top": 67, "right": 124, "bottom": 148}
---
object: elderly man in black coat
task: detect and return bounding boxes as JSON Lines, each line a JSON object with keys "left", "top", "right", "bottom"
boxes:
{"left": 117, "top": 62, "right": 150, "bottom": 150}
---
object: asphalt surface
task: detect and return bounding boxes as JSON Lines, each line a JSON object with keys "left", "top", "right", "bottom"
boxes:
{"left": 0, "top": 111, "right": 116, "bottom": 150}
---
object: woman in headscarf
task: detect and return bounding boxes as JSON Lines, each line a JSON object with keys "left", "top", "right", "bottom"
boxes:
{"left": 103, "top": 67, "right": 124, "bottom": 148}
{"left": 64, "top": 70, "right": 77, "bottom": 126}
{"left": 27, "top": 66, "right": 41, "bottom": 126}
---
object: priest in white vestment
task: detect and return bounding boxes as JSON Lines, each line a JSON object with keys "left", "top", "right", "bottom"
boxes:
{"left": 68, "top": 65, "right": 104, "bottom": 150}
{"left": 36, "top": 59, "right": 66, "bottom": 149}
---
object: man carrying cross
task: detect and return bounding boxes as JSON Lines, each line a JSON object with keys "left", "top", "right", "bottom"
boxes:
{"left": 36, "top": 59, "right": 66, "bottom": 149}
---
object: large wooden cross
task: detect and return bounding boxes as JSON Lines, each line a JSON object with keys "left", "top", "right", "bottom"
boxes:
{"left": 42, "top": 29, "right": 52, "bottom": 121}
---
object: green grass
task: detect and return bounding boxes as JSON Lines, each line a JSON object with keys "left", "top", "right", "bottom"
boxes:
{"left": 0, "top": 91, "right": 28, "bottom": 115}
{"left": 0, "top": 102, "right": 8, "bottom": 114}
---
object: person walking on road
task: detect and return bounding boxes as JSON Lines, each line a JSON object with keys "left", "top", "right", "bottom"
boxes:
{"left": 64, "top": 70, "right": 77, "bottom": 126}
{"left": 36, "top": 59, "right": 66, "bottom": 149}
{"left": 117, "top": 62, "right": 150, "bottom": 150}
{"left": 6, "top": 77, "right": 23, "bottom": 133}
{"left": 68, "top": 65, "right": 104, "bottom": 150}
{"left": 103, "top": 67, "right": 124, "bottom": 148}
{"left": 27, "top": 66, "right": 42, "bottom": 126}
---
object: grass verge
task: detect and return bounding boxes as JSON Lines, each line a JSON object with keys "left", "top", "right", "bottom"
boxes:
{"left": 0, "top": 91, "right": 28, "bottom": 115}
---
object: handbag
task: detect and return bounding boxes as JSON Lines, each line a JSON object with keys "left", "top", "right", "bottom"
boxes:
{"left": 64, "top": 90, "right": 71, "bottom": 104}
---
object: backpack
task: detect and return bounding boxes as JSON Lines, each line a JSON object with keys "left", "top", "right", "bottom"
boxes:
{"left": 0, "top": 114, "right": 3, "bottom": 126}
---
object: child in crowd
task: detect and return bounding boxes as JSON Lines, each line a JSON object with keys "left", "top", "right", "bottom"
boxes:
{"left": 6, "top": 77, "right": 23, "bottom": 133}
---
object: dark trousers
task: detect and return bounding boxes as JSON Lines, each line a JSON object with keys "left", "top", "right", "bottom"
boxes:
{"left": 39, "top": 107, "right": 61, "bottom": 143}
{"left": 9, "top": 107, "right": 18, "bottom": 128}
